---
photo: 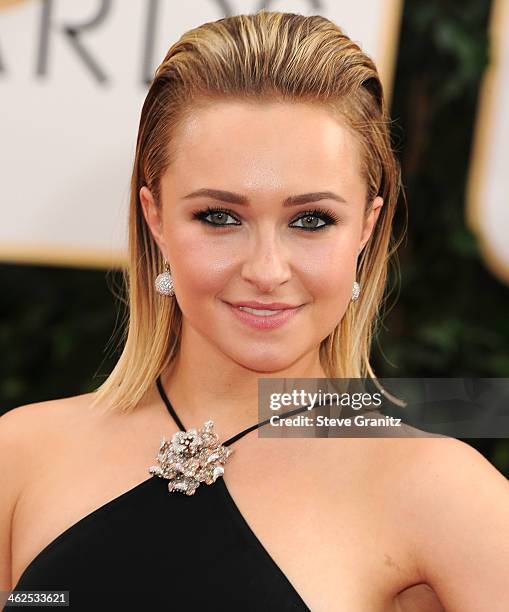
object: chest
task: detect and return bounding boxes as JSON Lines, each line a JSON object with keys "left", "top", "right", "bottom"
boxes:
{"left": 216, "top": 437, "right": 424, "bottom": 610}
{"left": 11, "top": 436, "right": 434, "bottom": 611}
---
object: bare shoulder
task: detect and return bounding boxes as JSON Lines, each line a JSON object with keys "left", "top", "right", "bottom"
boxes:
{"left": 3, "top": 392, "right": 117, "bottom": 483}
{"left": 391, "top": 436, "right": 509, "bottom": 611}
{"left": 405, "top": 434, "right": 509, "bottom": 522}
{"left": 0, "top": 393, "right": 97, "bottom": 590}
{"left": 375, "top": 435, "right": 508, "bottom": 515}
{"left": 0, "top": 392, "right": 101, "bottom": 487}
{"left": 397, "top": 435, "right": 508, "bottom": 496}
{"left": 2, "top": 392, "right": 96, "bottom": 422}
{"left": 2, "top": 392, "right": 102, "bottom": 445}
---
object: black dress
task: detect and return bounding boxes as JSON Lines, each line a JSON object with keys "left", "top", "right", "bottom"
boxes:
{"left": 8, "top": 377, "right": 312, "bottom": 611}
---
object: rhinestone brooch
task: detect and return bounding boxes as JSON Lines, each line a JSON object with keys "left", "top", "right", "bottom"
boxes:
{"left": 148, "top": 419, "right": 233, "bottom": 496}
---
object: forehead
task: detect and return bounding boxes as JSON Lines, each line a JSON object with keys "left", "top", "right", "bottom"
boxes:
{"left": 164, "top": 100, "right": 364, "bottom": 199}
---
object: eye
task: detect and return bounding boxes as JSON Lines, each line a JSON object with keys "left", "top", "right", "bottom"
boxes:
{"left": 192, "top": 206, "right": 241, "bottom": 227}
{"left": 289, "top": 208, "right": 340, "bottom": 232}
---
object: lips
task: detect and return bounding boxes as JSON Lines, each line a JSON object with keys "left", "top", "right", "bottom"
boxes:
{"left": 224, "top": 300, "right": 304, "bottom": 330}
{"left": 237, "top": 305, "right": 284, "bottom": 315}
{"left": 226, "top": 300, "right": 301, "bottom": 310}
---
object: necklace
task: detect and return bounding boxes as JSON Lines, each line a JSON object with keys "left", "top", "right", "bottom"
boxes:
{"left": 148, "top": 375, "right": 322, "bottom": 496}
{"left": 149, "top": 417, "right": 232, "bottom": 496}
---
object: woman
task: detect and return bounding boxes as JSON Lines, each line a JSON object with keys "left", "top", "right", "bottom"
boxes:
{"left": 2, "top": 10, "right": 508, "bottom": 612}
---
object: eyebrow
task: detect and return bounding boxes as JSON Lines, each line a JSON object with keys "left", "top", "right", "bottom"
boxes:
{"left": 181, "top": 188, "right": 348, "bottom": 207}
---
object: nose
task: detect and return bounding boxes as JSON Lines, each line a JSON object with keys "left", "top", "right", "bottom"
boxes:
{"left": 240, "top": 230, "right": 292, "bottom": 293}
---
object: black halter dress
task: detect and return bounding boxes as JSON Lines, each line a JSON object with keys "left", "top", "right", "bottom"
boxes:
{"left": 9, "top": 377, "right": 312, "bottom": 611}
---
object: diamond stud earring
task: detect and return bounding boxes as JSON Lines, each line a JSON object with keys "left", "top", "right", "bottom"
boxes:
{"left": 155, "top": 260, "right": 175, "bottom": 296}
{"left": 351, "top": 281, "right": 360, "bottom": 301}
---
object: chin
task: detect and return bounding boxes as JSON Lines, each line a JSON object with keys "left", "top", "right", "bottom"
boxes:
{"left": 228, "top": 349, "right": 300, "bottom": 374}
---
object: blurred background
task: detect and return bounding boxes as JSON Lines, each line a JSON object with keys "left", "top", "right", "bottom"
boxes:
{"left": 1, "top": 0, "right": 508, "bottom": 475}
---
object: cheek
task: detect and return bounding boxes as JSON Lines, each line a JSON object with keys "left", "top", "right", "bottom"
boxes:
{"left": 296, "top": 235, "right": 359, "bottom": 339}
{"left": 165, "top": 227, "right": 232, "bottom": 296}
{"left": 297, "top": 235, "right": 359, "bottom": 298}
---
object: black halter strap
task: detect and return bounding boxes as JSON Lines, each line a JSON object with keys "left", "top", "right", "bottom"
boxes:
{"left": 155, "top": 375, "right": 326, "bottom": 447}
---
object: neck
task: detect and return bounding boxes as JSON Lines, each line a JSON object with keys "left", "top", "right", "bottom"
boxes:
{"left": 159, "top": 345, "right": 327, "bottom": 441}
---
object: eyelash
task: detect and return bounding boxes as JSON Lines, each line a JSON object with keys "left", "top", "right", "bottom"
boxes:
{"left": 191, "top": 206, "right": 340, "bottom": 232}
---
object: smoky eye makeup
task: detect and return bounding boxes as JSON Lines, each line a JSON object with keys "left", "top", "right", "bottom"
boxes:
{"left": 190, "top": 205, "right": 342, "bottom": 232}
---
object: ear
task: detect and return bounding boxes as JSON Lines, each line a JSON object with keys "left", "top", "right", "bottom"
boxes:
{"left": 139, "top": 186, "right": 168, "bottom": 258}
{"left": 359, "top": 196, "right": 383, "bottom": 254}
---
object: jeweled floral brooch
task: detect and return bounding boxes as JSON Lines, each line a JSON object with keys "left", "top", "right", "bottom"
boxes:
{"left": 148, "top": 419, "right": 233, "bottom": 495}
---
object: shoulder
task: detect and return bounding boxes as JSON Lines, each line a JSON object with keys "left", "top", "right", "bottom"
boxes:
{"left": 400, "top": 436, "right": 508, "bottom": 504}
{"left": 1, "top": 392, "right": 98, "bottom": 442}
{"left": 384, "top": 435, "right": 508, "bottom": 525}
{"left": 0, "top": 393, "right": 95, "bottom": 590}
{"left": 0, "top": 393, "right": 98, "bottom": 476}
{"left": 396, "top": 437, "right": 509, "bottom": 610}
{"left": 0, "top": 392, "right": 106, "bottom": 499}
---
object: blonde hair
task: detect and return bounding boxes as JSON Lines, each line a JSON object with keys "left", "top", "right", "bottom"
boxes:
{"left": 92, "top": 10, "right": 406, "bottom": 414}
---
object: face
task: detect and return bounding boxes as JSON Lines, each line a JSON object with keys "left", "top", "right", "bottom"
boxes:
{"left": 140, "top": 101, "right": 383, "bottom": 374}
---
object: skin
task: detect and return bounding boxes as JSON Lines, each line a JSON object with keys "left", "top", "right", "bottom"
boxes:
{"left": 140, "top": 100, "right": 383, "bottom": 434}
{"left": 138, "top": 101, "right": 509, "bottom": 610}
{"left": 2, "top": 101, "right": 509, "bottom": 611}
